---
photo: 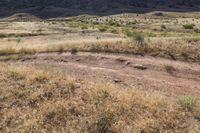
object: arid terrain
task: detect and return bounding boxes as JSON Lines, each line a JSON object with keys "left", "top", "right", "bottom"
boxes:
{"left": 0, "top": 11, "right": 200, "bottom": 132}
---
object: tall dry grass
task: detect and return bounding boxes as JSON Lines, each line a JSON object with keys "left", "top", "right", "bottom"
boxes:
{"left": 0, "top": 63, "right": 199, "bottom": 132}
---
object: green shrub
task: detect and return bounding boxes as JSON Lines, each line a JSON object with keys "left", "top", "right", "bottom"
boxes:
{"left": 161, "top": 24, "right": 166, "bottom": 29}
{"left": 134, "top": 33, "right": 145, "bottom": 44}
{"left": 124, "top": 30, "right": 145, "bottom": 44}
{"left": 98, "top": 27, "right": 107, "bottom": 32}
{"left": 0, "top": 33, "right": 7, "bottom": 38}
{"left": 194, "top": 28, "right": 200, "bottom": 33}
{"left": 183, "top": 24, "right": 195, "bottom": 29}
{"left": 110, "top": 29, "right": 118, "bottom": 34}
{"left": 70, "top": 48, "right": 78, "bottom": 54}
{"left": 165, "top": 65, "right": 176, "bottom": 74}
{"left": 178, "top": 96, "right": 197, "bottom": 111}
{"left": 37, "top": 29, "right": 42, "bottom": 33}
{"left": 108, "top": 21, "right": 117, "bottom": 26}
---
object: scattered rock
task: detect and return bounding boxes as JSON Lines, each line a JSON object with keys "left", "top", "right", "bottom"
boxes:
{"left": 133, "top": 64, "right": 147, "bottom": 70}
{"left": 125, "top": 61, "right": 131, "bottom": 65}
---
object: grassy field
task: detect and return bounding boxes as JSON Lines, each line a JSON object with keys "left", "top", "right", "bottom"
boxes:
{"left": 0, "top": 11, "right": 200, "bottom": 132}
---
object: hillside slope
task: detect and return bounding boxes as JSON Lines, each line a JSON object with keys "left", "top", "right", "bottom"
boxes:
{"left": 1, "top": 0, "right": 200, "bottom": 18}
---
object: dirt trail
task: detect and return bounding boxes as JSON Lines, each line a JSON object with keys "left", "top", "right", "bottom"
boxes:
{"left": 13, "top": 52, "right": 200, "bottom": 100}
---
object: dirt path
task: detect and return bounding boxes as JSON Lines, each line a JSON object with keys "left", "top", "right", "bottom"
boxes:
{"left": 12, "top": 52, "right": 200, "bottom": 100}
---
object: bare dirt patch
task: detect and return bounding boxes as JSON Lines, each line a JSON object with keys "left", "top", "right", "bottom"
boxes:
{"left": 7, "top": 52, "right": 200, "bottom": 100}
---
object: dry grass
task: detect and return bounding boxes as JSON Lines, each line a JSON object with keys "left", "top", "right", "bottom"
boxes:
{"left": 0, "top": 12, "right": 200, "bottom": 133}
{"left": 0, "top": 18, "right": 200, "bottom": 62}
{"left": 1, "top": 37, "right": 200, "bottom": 62}
{"left": 0, "top": 63, "right": 199, "bottom": 132}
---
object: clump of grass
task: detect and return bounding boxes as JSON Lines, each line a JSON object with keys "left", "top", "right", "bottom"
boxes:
{"left": 44, "top": 105, "right": 71, "bottom": 126}
{"left": 91, "top": 111, "right": 114, "bottom": 133}
{"left": 34, "top": 73, "right": 49, "bottom": 84}
{"left": 0, "top": 47, "right": 16, "bottom": 55}
{"left": 18, "top": 48, "right": 36, "bottom": 55}
{"left": 9, "top": 71, "right": 26, "bottom": 81}
{"left": 178, "top": 96, "right": 198, "bottom": 111}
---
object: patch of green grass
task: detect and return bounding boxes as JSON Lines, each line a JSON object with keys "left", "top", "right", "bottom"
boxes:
{"left": 178, "top": 96, "right": 198, "bottom": 111}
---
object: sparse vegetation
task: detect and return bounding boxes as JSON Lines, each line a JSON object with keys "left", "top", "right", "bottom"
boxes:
{"left": 0, "top": 11, "right": 200, "bottom": 133}
{"left": 0, "top": 63, "right": 199, "bottom": 132}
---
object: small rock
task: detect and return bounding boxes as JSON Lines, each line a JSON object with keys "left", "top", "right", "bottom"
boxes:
{"left": 133, "top": 64, "right": 147, "bottom": 70}
{"left": 116, "top": 58, "right": 126, "bottom": 62}
{"left": 76, "top": 59, "right": 81, "bottom": 61}
{"left": 113, "top": 79, "right": 122, "bottom": 83}
{"left": 60, "top": 59, "right": 68, "bottom": 62}
{"left": 125, "top": 61, "right": 131, "bottom": 65}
